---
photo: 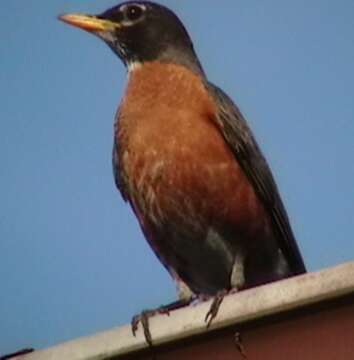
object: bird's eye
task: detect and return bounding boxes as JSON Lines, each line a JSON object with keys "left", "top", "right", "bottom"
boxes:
{"left": 125, "top": 5, "right": 144, "bottom": 22}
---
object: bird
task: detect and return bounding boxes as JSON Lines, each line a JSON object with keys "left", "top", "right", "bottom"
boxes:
{"left": 59, "top": 0, "right": 306, "bottom": 345}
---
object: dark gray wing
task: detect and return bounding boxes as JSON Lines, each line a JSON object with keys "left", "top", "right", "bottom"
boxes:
{"left": 112, "top": 108, "right": 129, "bottom": 202}
{"left": 208, "top": 82, "right": 306, "bottom": 274}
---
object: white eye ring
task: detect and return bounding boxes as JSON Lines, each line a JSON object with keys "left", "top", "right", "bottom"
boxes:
{"left": 120, "top": 3, "right": 146, "bottom": 24}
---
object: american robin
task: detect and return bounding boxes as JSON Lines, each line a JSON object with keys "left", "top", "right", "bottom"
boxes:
{"left": 59, "top": 1, "right": 306, "bottom": 345}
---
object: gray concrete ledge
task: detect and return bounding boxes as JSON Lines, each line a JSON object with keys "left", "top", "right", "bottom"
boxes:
{"left": 20, "top": 262, "right": 354, "bottom": 360}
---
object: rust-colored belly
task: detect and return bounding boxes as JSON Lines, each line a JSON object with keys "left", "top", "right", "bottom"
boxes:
{"left": 115, "top": 62, "right": 270, "bottom": 293}
{"left": 117, "top": 62, "right": 266, "bottom": 233}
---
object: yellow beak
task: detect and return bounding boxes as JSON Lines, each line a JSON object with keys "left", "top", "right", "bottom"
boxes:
{"left": 58, "top": 13, "right": 119, "bottom": 32}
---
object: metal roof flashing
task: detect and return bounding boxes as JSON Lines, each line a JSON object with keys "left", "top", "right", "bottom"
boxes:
{"left": 17, "top": 262, "right": 354, "bottom": 360}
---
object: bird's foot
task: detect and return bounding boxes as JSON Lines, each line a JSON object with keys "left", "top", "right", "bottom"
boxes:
{"left": 131, "top": 309, "right": 156, "bottom": 347}
{"left": 205, "top": 290, "right": 228, "bottom": 328}
{"left": 131, "top": 299, "right": 191, "bottom": 346}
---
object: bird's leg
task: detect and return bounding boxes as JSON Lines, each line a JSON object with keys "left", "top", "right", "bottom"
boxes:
{"left": 230, "top": 253, "right": 245, "bottom": 289}
{"left": 131, "top": 299, "right": 192, "bottom": 346}
{"left": 204, "top": 289, "right": 228, "bottom": 328}
{"left": 204, "top": 286, "right": 242, "bottom": 328}
{"left": 205, "top": 254, "right": 245, "bottom": 328}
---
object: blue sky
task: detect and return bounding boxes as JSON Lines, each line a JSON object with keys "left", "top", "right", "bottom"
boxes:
{"left": 1, "top": 0, "right": 353, "bottom": 355}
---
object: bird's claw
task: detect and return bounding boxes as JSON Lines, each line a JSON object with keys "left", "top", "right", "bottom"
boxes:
{"left": 131, "top": 309, "right": 155, "bottom": 347}
{"left": 205, "top": 290, "right": 227, "bottom": 328}
{"left": 131, "top": 314, "right": 139, "bottom": 337}
{"left": 131, "top": 299, "right": 192, "bottom": 346}
{"left": 131, "top": 306, "right": 174, "bottom": 347}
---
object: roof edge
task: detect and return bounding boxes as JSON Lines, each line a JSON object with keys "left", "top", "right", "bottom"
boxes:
{"left": 23, "top": 262, "right": 354, "bottom": 360}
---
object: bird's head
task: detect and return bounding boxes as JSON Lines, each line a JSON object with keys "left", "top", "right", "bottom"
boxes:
{"left": 59, "top": 1, "right": 203, "bottom": 73}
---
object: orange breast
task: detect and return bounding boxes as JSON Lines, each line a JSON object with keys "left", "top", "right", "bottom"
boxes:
{"left": 116, "top": 62, "right": 268, "bottom": 237}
